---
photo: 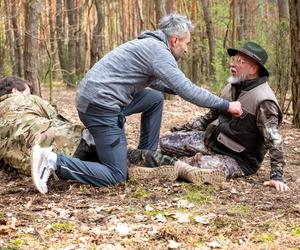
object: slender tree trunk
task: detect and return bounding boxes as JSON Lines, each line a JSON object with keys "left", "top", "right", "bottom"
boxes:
{"left": 56, "top": 0, "right": 69, "bottom": 83}
{"left": 289, "top": 0, "right": 300, "bottom": 127}
{"left": 276, "top": 0, "right": 290, "bottom": 111}
{"left": 24, "top": 0, "right": 42, "bottom": 95}
{"left": 201, "top": 0, "right": 216, "bottom": 78}
{"left": 231, "top": 0, "right": 237, "bottom": 47}
{"left": 10, "top": 0, "right": 23, "bottom": 77}
{"left": 3, "top": 0, "right": 15, "bottom": 75}
{"left": 190, "top": 0, "right": 198, "bottom": 83}
{"left": 278, "top": 0, "right": 289, "bottom": 18}
{"left": 137, "top": 0, "right": 144, "bottom": 30}
{"left": 66, "top": 0, "right": 77, "bottom": 85}
{"left": 47, "top": 0, "right": 60, "bottom": 80}
{"left": 91, "top": 0, "right": 104, "bottom": 67}
{"left": 165, "top": 0, "right": 177, "bottom": 13}
{"left": 76, "top": 0, "right": 88, "bottom": 76}
{"left": 155, "top": 0, "right": 166, "bottom": 23}
{"left": 121, "top": 0, "right": 127, "bottom": 42}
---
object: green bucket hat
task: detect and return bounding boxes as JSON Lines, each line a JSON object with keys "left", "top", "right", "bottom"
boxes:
{"left": 227, "top": 41, "right": 269, "bottom": 77}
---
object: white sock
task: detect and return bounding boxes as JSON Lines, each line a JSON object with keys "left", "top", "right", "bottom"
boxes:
{"left": 47, "top": 152, "right": 57, "bottom": 170}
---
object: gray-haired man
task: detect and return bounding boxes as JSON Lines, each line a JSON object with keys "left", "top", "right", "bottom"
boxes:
{"left": 31, "top": 13, "right": 242, "bottom": 193}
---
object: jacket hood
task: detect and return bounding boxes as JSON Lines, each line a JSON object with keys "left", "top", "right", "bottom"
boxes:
{"left": 138, "top": 29, "right": 169, "bottom": 47}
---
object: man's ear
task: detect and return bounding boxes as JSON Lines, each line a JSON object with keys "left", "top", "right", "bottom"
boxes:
{"left": 249, "top": 64, "right": 259, "bottom": 75}
{"left": 168, "top": 36, "right": 178, "bottom": 48}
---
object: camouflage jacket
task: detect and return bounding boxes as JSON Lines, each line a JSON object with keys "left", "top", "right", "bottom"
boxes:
{"left": 172, "top": 96, "right": 285, "bottom": 182}
{"left": 0, "top": 93, "right": 83, "bottom": 175}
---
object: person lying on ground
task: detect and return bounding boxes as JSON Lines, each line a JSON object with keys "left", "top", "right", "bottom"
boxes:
{"left": 0, "top": 76, "right": 96, "bottom": 177}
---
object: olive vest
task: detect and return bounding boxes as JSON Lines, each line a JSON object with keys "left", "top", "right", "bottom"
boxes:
{"left": 205, "top": 79, "right": 282, "bottom": 175}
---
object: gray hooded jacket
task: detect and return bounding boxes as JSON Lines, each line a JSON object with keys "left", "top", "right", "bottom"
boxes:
{"left": 76, "top": 30, "right": 229, "bottom": 113}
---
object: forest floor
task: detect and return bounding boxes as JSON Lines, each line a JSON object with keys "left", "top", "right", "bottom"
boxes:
{"left": 1, "top": 85, "right": 300, "bottom": 250}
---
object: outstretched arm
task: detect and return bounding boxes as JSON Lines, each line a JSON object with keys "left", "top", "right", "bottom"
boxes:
{"left": 171, "top": 109, "right": 219, "bottom": 132}
{"left": 257, "top": 101, "right": 290, "bottom": 191}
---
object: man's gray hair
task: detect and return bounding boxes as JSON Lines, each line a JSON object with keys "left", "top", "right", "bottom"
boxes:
{"left": 158, "top": 13, "right": 194, "bottom": 38}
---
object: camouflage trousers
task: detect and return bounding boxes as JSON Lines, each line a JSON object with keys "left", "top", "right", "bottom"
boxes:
{"left": 0, "top": 119, "right": 83, "bottom": 176}
{"left": 158, "top": 131, "right": 244, "bottom": 179}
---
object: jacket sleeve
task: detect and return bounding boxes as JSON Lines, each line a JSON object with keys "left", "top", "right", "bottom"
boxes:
{"left": 150, "top": 49, "right": 229, "bottom": 112}
{"left": 171, "top": 109, "right": 219, "bottom": 132}
{"left": 149, "top": 79, "right": 177, "bottom": 95}
{"left": 256, "top": 101, "right": 285, "bottom": 182}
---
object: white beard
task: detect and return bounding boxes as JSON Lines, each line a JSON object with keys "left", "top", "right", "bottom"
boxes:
{"left": 227, "top": 74, "right": 247, "bottom": 84}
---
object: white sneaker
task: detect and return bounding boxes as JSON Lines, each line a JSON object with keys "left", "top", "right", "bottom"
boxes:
{"left": 31, "top": 145, "right": 55, "bottom": 194}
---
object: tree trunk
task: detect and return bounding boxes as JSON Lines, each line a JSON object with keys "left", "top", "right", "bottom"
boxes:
{"left": 231, "top": 0, "right": 237, "bottom": 47}
{"left": 56, "top": 0, "right": 69, "bottom": 83}
{"left": 201, "top": 0, "right": 216, "bottom": 78}
{"left": 155, "top": 0, "right": 166, "bottom": 23}
{"left": 136, "top": 0, "right": 144, "bottom": 30}
{"left": 278, "top": 0, "right": 289, "bottom": 19}
{"left": 237, "top": 0, "right": 252, "bottom": 40}
{"left": 76, "top": 0, "right": 88, "bottom": 76}
{"left": 289, "top": 0, "right": 300, "bottom": 127}
{"left": 10, "top": 0, "right": 23, "bottom": 77}
{"left": 276, "top": 0, "right": 290, "bottom": 111}
{"left": 121, "top": 0, "right": 127, "bottom": 42}
{"left": 66, "top": 0, "right": 77, "bottom": 85}
{"left": 165, "top": 0, "right": 177, "bottom": 13}
{"left": 91, "top": 0, "right": 104, "bottom": 67}
{"left": 3, "top": 0, "right": 14, "bottom": 76}
{"left": 47, "top": 0, "right": 60, "bottom": 81}
{"left": 24, "top": 0, "right": 42, "bottom": 95}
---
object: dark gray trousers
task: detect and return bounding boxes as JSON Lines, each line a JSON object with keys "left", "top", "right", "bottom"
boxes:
{"left": 56, "top": 89, "right": 164, "bottom": 187}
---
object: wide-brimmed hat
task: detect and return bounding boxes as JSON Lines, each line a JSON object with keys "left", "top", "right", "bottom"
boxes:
{"left": 227, "top": 41, "right": 269, "bottom": 77}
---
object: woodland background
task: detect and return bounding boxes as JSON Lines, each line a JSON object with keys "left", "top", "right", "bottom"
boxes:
{"left": 1, "top": 1, "right": 300, "bottom": 249}
{"left": 0, "top": 0, "right": 300, "bottom": 127}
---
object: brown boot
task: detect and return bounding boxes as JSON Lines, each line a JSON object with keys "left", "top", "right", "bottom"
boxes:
{"left": 128, "top": 165, "right": 178, "bottom": 182}
{"left": 174, "top": 160, "right": 226, "bottom": 186}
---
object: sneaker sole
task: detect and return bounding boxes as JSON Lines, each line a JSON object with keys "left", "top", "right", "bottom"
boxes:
{"left": 31, "top": 145, "right": 48, "bottom": 194}
{"left": 187, "top": 168, "right": 226, "bottom": 186}
{"left": 128, "top": 165, "right": 178, "bottom": 182}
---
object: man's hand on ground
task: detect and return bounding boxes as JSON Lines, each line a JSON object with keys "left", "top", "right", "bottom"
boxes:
{"left": 228, "top": 101, "right": 243, "bottom": 117}
{"left": 263, "top": 180, "right": 290, "bottom": 191}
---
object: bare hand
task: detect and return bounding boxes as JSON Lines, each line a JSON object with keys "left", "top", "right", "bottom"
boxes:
{"left": 263, "top": 180, "right": 290, "bottom": 192}
{"left": 227, "top": 101, "right": 243, "bottom": 117}
{"left": 161, "top": 131, "right": 172, "bottom": 138}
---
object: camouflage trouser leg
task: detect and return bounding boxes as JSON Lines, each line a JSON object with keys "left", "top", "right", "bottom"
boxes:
{"left": 2, "top": 122, "right": 83, "bottom": 176}
{"left": 186, "top": 153, "right": 244, "bottom": 179}
{"left": 160, "top": 131, "right": 244, "bottom": 179}
{"left": 160, "top": 131, "right": 211, "bottom": 157}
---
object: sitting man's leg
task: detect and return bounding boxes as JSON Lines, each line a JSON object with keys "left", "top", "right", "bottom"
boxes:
{"left": 160, "top": 130, "right": 211, "bottom": 157}
{"left": 174, "top": 153, "right": 244, "bottom": 186}
{"left": 130, "top": 130, "right": 243, "bottom": 186}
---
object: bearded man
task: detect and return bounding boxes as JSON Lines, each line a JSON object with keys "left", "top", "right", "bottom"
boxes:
{"left": 157, "top": 41, "right": 289, "bottom": 192}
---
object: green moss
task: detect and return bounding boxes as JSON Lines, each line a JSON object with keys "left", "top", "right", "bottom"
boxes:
{"left": 13, "top": 239, "right": 24, "bottom": 248}
{"left": 291, "top": 226, "right": 300, "bottom": 236}
{"left": 0, "top": 209, "right": 5, "bottom": 219}
{"left": 183, "top": 185, "right": 212, "bottom": 205}
{"left": 230, "top": 204, "right": 251, "bottom": 216}
{"left": 261, "top": 233, "right": 274, "bottom": 242}
{"left": 51, "top": 221, "right": 74, "bottom": 233}
{"left": 128, "top": 186, "right": 150, "bottom": 199}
